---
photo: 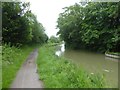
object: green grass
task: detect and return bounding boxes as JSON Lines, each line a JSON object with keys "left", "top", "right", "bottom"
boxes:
{"left": 2, "top": 44, "right": 39, "bottom": 88}
{"left": 0, "top": 45, "right": 2, "bottom": 89}
{"left": 37, "top": 44, "right": 105, "bottom": 88}
{"left": 105, "top": 51, "right": 120, "bottom": 56}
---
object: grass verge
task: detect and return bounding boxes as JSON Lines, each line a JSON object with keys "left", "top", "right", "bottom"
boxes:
{"left": 105, "top": 51, "right": 120, "bottom": 56}
{"left": 0, "top": 46, "right": 2, "bottom": 89}
{"left": 2, "top": 44, "right": 38, "bottom": 88}
{"left": 37, "top": 44, "right": 105, "bottom": 88}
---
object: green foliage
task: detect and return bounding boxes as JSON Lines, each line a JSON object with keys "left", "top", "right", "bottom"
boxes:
{"left": 29, "top": 13, "right": 48, "bottom": 44}
{"left": 2, "top": 2, "right": 48, "bottom": 45}
{"left": 2, "top": 2, "right": 48, "bottom": 88}
{"left": 57, "top": 2, "right": 120, "bottom": 53}
{"left": 0, "top": 46, "right": 2, "bottom": 89}
{"left": 49, "top": 36, "right": 60, "bottom": 43}
{"left": 37, "top": 45, "right": 105, "bottom": 88}
{"left": 2, "top": 43, "right": 22, "bottom": 65}
{"left": 2, "top": 2, "right": 31, "bottom": 44}
{"left": 2, "top": 44, "right": 36, "bottom": 88}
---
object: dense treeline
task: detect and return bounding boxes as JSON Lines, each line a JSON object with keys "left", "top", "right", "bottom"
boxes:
{"left": 2, "top": 2, "right": 48, "bottom": 46}
{"left": 57, "top": 2, "right": 120, "bottom": 53}
{"left": 2, "top": 2, "right": 48, "bottom": 88}
{"left": 49, "top": 36, "right": 61, "bottom": 43}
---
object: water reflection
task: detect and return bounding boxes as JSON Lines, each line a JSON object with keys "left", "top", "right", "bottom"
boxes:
{"left": 105, "top": 56, "right": 119, "bottom": 62}
{"left": 61, "top": 43, "right": 65, "bottom": 52}
{"left": 104, "top": 69, "right": 110, "bottom": 72}
{"left": 55, "top": 43, "right": 65, "bottom": 56}
{"left": 55, "top": 43, "right": 118, "bottom": 88}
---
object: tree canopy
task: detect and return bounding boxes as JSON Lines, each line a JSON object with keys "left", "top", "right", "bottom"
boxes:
{"left": 57, "top": 2, "right": 120, "bottom": 53}
{"left": 2, "top": 2, "right": 48, "bottom": 46}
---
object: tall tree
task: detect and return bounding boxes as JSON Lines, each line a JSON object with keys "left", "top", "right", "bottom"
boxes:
{"left": 2, "top": 2, "right": 48, "bottom": 45}
{"left": 57, "top": 2, "right": 120, "bottom": 52}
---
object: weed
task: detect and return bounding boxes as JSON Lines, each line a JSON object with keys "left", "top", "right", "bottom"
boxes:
{"left": 37, "top": 44, "right": 105, "bottom": 88}
{"left": 2, "top": 44, "right": 37, "bottom": 88}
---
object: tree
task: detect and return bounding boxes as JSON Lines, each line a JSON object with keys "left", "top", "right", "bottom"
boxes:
{"left": 49, "top": 36, "right": 60, "bottom": 43}
{"left": 2, "top": 2, "right": 48, "bottom": 45}
{"left": 57, "top": 2, "right": 120, "bottom": 52}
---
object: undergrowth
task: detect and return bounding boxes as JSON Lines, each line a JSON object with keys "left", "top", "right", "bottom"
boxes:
{"left": 0, "top": 45, "right": 2, "bottom": 89}
{"left": 37, "top": 44, "right": 105, "bottom": 88}
{"left": 2, "top": 44, "right": 37, "bottom": 88}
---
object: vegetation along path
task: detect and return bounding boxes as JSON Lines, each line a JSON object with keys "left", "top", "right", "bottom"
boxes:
{"left": 10, "top": 49, "right": 43, "bottom": 88}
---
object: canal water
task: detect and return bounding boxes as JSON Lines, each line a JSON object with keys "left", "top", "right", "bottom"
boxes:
{"left": 55, "top": 43, "right": 118, "bottom": 88}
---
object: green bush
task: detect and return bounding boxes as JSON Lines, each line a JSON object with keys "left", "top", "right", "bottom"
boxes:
{"left": 2, "top": 44, "right": 22, "bottom": 66}
{"left": 2, "top": 44, "right": 36, "bottom": 88}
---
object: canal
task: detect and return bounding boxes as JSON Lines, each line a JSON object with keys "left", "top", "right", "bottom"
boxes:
{"left": 55, "top": 43, "right": 118, "bottom": 88}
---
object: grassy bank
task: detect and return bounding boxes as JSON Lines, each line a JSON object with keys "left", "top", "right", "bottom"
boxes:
{"left": 0, "top": 46, "right": 2, "bottom": 89}
{"left": 2, "top": 44, "right": 38, "bottom": 88}
{"left": 37, "top": 44, "right": 105, "bottom": 88}
{"left": 105, "top": 51, "right": 120, "bottom": 56}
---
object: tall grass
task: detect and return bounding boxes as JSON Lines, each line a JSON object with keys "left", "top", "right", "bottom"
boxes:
{"left": 0, "top": 45, "right": 2, "bottom": 89}
{"left": 2, "top": 44, "right": 37, "bottom": 88}
{"left": 37, "top": 44, "right": 105, "bottom": 88}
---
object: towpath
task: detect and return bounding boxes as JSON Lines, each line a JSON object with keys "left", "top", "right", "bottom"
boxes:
{"left": 10, "top": 49, "right": 43, "bottom": 88}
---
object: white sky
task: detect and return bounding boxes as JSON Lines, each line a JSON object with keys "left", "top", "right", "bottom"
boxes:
{"left": 29, "top": 0, "right": 80, "bottom": 37}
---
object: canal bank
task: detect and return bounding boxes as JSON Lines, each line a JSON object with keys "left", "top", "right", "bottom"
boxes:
{"left": 55, "top": 43, "right": 118, "bottom": 88}
{"left": 37, "top": 44, "right": 105, "bottom": 88}
{"left": 105, "top": 52, "right": 120, "bottom": 59}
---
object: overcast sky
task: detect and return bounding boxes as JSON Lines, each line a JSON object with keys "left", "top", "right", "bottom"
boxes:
{"left": 29, "top": 0, "right": 80, "bottom": 37}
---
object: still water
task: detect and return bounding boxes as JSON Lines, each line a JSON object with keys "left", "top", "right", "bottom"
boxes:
{"left": 55, "top": 44, "right": 118, "bottom": 88}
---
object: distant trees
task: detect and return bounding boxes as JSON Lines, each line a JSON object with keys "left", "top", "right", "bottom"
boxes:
{"left": 29, "top": 13, "right": 48, "bottom": 44}
{"left": 2, "top": 2, "right": 48, "bottom": 45}
{"left": 57, "top": 2, "right": 120, "bottom": 53}
{"left": 49, "top": 36, "right": 60, "bottom": 43}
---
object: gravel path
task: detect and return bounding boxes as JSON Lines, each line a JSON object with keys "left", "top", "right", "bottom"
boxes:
{"left": 10, "top": 49, "right": 43, "bottom": 88}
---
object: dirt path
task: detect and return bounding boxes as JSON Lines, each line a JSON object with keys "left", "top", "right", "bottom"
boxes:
{"left": 10, "top": 49, "right": 43, "bottom": 88}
